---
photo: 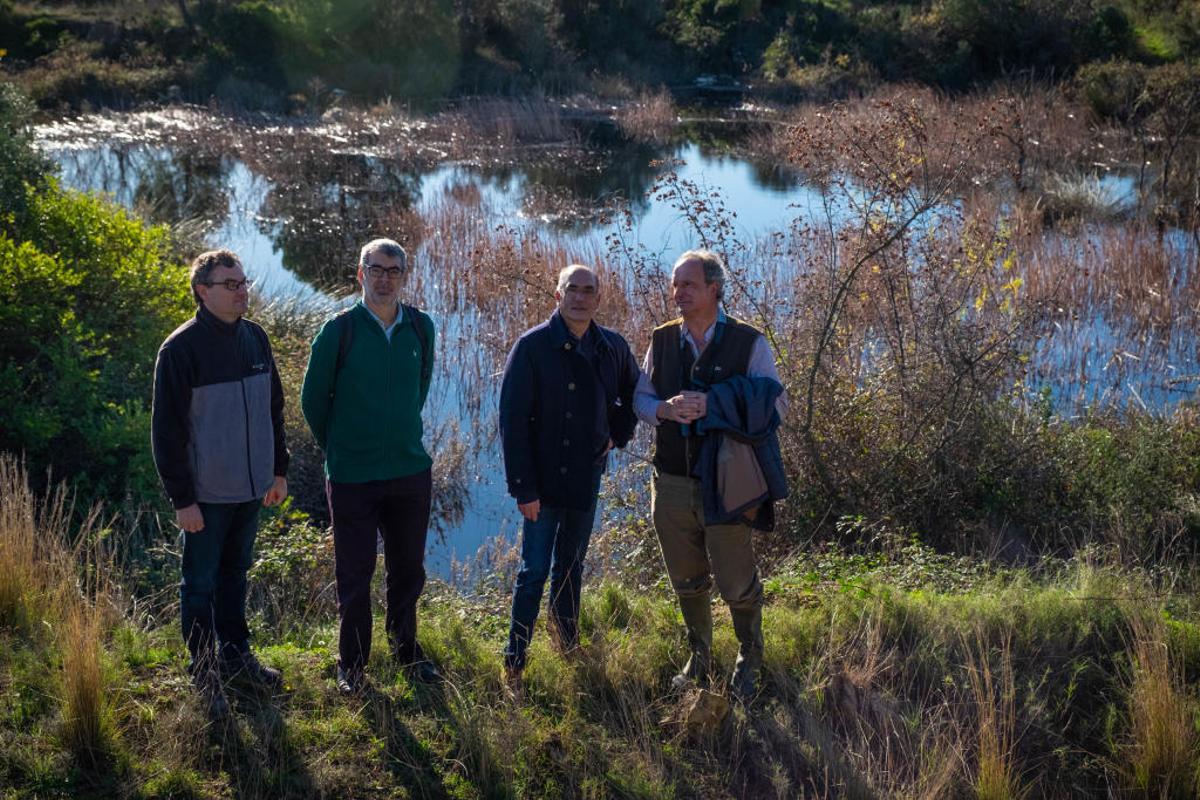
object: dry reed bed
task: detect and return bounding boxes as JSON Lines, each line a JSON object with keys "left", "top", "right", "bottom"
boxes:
{"left": 360, "top": 88, "right": 1197, "bottom": 543}
{"left": 614, "top": 88, "right": 677, "bottom": 144}
{"left": 779, "top": 83, "right": 1125, "bottom": 195}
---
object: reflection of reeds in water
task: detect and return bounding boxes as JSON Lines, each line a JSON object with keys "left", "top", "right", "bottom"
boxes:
{"left": 1017, "top": 221, "right": 1198, "bottom": 407}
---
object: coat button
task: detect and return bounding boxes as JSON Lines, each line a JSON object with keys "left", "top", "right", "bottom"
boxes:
{"left": 564, "top": 343, "right": 572, "bottom": 350}
{"left": 565, "top": 411, "right": 572, "bottom": 419}
{"left": 568, "top": 382, "right": 576, "bottom": 391}
{"left": 563, "top": 438, "right": 570, "bottom": 446}
{"left": 560, "top": 467, "right": 568, "bottom": 474}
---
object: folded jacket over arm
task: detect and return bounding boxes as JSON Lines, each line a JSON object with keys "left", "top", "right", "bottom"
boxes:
{"left": 694, "top": 374, "right": 789, "bottom": 530}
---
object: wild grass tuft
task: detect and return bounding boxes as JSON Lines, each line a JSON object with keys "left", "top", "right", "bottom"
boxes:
{"left": 0, "top": 456, "right": 40, "bottom": 630}
{"left": 614, "top": 88, "right": 677, "bottom": 143}
{"left": 966, "top": 630, "right": 1025, "bottom": 800}
{"left": 58, "top": 598, "right": 112, "bottom": 767}
{"left": 1124, "top": 611, "right": 1197, "bottom": 799}
{"left": 1037, "top": 172, "right": 1130, "bottom": 224}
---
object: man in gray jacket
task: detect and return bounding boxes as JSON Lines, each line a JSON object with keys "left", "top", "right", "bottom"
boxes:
{"left": 152, "top": 249, "right": 289, "bottom": 718}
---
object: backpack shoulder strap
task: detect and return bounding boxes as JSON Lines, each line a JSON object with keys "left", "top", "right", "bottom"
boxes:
{"left": 333, "top": 307, "right": 356, "bottom": 379}
{"left": 402, "top": 303, "right": 432, "bottom": 383}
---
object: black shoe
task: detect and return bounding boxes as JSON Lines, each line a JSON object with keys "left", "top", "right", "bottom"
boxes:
{"left": 193, "top": 669, "right": 230, "bottom": 719}
{"left": 221, "top": 651, "right": 283, "bottom": 691}
{"left": 336, "top": 665, "right": 366, "bottom": 696}
{"left": 405, "top": 659, "right": 444, "bottom": 685}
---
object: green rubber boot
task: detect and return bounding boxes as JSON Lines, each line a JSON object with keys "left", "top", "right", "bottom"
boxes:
{"left": 671, "top": 593, "right": 713, "bottom": 690}
{"left": 730, "top": 606, "right": 764, "bottom": 702}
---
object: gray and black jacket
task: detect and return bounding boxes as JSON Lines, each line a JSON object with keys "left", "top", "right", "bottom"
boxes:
{"left": 152, "top": 305, "right": 289, "bottom": 509}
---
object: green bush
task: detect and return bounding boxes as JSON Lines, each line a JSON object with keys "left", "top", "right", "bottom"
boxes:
{"left": 0, "top": 82, "right": 50, "bottom": 228}
{"left": 0, "top": 182, "right": 191, "bottom": 507}
{"left": 1078, "top": 59, "right": 1148, "bottom": 122}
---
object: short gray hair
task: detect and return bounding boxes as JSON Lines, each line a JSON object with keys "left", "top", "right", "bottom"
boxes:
{"left": 359, "top": 238, "right": 407, "bottom": 271}
{"left": 674, "top": 249, "right": 726, "bottom": 300}
{"left": 556, "top": 263, "right": 598, "bottom": 293}
{"left": 190, "top": 248, "right": 242, "bottom": 304}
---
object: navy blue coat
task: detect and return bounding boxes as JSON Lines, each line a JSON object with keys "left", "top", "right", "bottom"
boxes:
{"left": 694, "top": 375, "right": 789, "bottom": 531}
{"left": 499, "top": 311, "right": 639, "bottom": 510}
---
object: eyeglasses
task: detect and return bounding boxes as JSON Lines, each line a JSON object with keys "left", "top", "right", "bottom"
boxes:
{"left": 365, "top": 264, "right": 404, "bottom": 279}
{"left": 203, "top": 278, "right": 253, "bottom": 292}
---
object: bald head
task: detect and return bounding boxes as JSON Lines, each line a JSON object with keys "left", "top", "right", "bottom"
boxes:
{"left": 556, "top": 264, "right": 598, "bottom": 293}
{"left": 555, "top": 263, "right": 600, "bottom": 336}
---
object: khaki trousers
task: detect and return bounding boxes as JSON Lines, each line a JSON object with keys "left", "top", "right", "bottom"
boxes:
{"left": 651, "top": 471, "right": 763, "bottom": 610}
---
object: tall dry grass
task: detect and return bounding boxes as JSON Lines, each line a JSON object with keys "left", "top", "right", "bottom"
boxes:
{"left": 0, "top": 456, "right": 40, "bottom": 630}
{"left": 614, "top": 88, "right": 677, "bottom": 144}
{"left": 0, "top": 453, "right": 117, "bottom": 766}
{"left": 966, "top": 630, "right": 1025, "bottom": 800}
{"left": 1124, "top": 611, "right": 1197, "bottom": 798}
{"left": 60, "top": 590, "right": 111, "bottom": 767}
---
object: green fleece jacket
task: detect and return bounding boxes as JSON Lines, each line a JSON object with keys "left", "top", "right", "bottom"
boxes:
{"left": 300, "top": 302, "right": 434, "bottom": 482}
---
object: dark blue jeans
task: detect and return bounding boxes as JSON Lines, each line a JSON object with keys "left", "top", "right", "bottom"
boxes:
{"left": 180, "top": 499, "right": 261, "bottom": 673}
{"left": 504, "top": 469, "right": 602, "bottom": 671}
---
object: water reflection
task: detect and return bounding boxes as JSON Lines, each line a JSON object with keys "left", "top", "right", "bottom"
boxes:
{"left": 251, "top": 150, "right": 423, "bottom": 290}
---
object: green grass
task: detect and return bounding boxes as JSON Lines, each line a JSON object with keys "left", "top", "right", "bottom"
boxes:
{"left": 4, "top": 449, "right": 1200, "bottom": 797}
{"left": 5, "top": 550, "right": 1200, "bottom": 797}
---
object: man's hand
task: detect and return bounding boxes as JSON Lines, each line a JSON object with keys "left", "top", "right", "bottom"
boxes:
{"left": 657, "top": 392, "right": 706, "bottom": 423}
{"left": 603, "top": 438, "right": 613, "bottom": 456}
{"left": 176, "top": 503, "right": 204, "bottom": 533}
{"left": 262, "top": 476, "right": 288, "bottom": 507}
{"left": 518, "top": 499, "right": 541, "bottom": 522}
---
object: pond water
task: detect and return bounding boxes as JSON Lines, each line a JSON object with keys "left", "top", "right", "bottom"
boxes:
{"left": 35, "top": 108, "right": 1198, "bottom": 578}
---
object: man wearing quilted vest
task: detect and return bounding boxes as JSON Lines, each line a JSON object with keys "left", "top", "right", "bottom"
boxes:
{"left": 633, "top": 249, "right": 786, "bottom": 701}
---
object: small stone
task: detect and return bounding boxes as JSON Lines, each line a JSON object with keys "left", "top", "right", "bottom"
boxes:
{"left": 683, "top": 688, "right": 729, "bottom": 733}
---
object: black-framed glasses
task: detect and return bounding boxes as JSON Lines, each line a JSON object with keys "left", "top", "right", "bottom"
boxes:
{"left": 203, "top": 278, "right": 253, "bottom": 291}
{"left": 365, "top": 264, "right": 404, "bottom": 279}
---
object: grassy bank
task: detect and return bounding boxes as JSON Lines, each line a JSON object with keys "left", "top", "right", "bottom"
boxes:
{"left": 4, "top": 455, "right": 1200, "bottom": 799}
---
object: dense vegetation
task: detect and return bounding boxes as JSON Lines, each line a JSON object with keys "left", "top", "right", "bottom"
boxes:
{"left": 2, "top": 0, "right": 1200, "bottom": 791}
{"left": 1, "top": 0, "right": 1199, "bottom": 109}
{"left": 0, "top": 83, "right": 192, "bottom": 510}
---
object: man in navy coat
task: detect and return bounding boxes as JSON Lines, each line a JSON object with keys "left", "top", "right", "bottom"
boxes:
{"left": 498, "top": 264, "right": 639, "bottom": 693}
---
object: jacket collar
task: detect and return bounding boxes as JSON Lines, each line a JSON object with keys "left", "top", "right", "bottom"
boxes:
{"left": 197, "top": 304, "right": 241, "bottom": 336}
{"left": 548, "top": 310, "right": 607, "bottom": 353}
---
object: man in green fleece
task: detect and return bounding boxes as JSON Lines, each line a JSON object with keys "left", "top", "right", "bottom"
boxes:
{"left": 300, "top": 238, "right": 440, "bottom": 694}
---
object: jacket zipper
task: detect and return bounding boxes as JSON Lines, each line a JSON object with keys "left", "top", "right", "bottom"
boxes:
{"left": 240, "top": 331, "right": 256, "bottom": 496}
